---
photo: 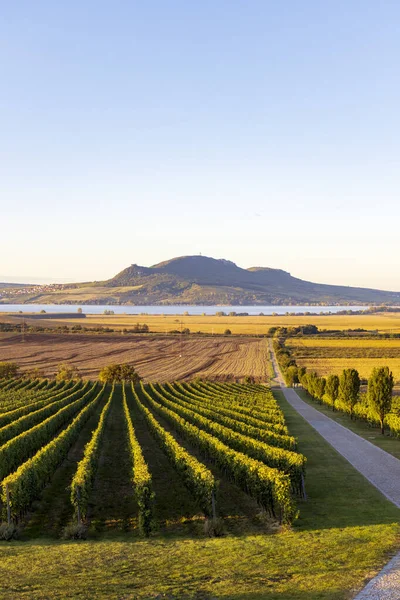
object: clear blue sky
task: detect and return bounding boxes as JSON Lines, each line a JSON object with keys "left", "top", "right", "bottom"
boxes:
{"left": 2, "top": 1, "right": 400, "bottom": 289}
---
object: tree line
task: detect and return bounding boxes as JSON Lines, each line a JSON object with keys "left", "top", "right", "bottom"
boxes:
{"left": 273, "top": 339, "right": 395, "bottom": 435}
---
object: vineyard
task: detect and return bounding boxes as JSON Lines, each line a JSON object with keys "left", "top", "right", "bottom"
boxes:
{"left": 0, "top": 378, "right": 305, "bottom": 537}
{"left": 2, "top": 376, "right": 400, "bottom": 599}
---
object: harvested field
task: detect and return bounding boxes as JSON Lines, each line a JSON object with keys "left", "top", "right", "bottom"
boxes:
{"left": 0, "top": 333, "right": 270, "bottom": 381}
{"left": 287, "top": 338, "right": 400, "bottom": 382}
{"left": 4, "top": 311, "right": 400, "bottom": 333}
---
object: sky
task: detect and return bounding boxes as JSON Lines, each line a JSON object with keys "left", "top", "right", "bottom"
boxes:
{"left": 1, "top": 1, "right": 400, "bottom": 290}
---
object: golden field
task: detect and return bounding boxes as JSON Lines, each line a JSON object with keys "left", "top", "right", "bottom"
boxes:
{"left": 288, "top": 338, "right": 400, "bottom": 348}
{"left": 6, "top": 310, "right": 400, "bottom": 334}
{"left": 3, "top": 311, "right": 400, "bottom": 381}
{"left": 287, "top": 337, "right": 400, "bottom": 381}
{"left": 293, "top": 358, "right": 400, "bottom": 381}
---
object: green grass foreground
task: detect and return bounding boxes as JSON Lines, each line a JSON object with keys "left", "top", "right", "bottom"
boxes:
{"left": 1, "top": 391, "right": 399, "bottom": 599}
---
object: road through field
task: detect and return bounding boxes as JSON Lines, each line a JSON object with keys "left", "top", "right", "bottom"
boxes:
{"left": 269, "top": 340, "right": 400, "bottom": 598}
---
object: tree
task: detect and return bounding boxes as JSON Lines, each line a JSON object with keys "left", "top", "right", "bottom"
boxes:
{"left": 314, "top": 376, "right": 326, "bottom": 404}
{"left": 302, "top": 324, "right": 319, "bottom": 335}
{"left": 99, "top": 363, "right": 141, "bottom": 384}
{"left": 285, "top": 366, "right": 299, "bottom": 387}
{"left": 325, "top": 374, "right": 339, "bottom": 411}
{"left": 368, "top": 366, "right": 394, "bottom": 434}
{"left": 0, "top": 362, "right": 19, "bottom": 379}
{"left": 339, "top": 369, "right": 360, "bottom": 419}
{"left": 24, "top": 367, "right": 45, "bottom": 379}
{"left": 303, "top": 371, "right": 319, "bottom": 398}
{"left": 77, "top": 307, "right": 83, "bottom": 314}
{"left": 55, "top": 363, "right": 81, "bottom": 382}
{"left": 298, "top": 366, "right": 307, "bottom": 383}
{"left": 224, "top": 329, "right": 232, "bottom": 335}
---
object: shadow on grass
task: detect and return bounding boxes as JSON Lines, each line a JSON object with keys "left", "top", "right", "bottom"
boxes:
{"left": 185, "top": 593, "right": 345, "bottom": 600}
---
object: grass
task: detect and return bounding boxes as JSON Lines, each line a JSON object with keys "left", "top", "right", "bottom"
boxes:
{"left": 1, "top": 390, "right": 400, "bottom": 598}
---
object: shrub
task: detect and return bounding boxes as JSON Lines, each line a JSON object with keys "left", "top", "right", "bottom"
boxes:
{"left": 62, "top": 522, "right": 88, "bottom": 540}
{"left": 0, "top": 523, "right": 19, "bottom": 540}
{"left": 99, "top": 363, "right": 141, "bottom": 384}
{"left": 204, "top": 517, "right": 225, "bottom": 537}
{"left": 55, "top": 363, "right": 81, "bottom": 383}
{"left": 0, "top": 362, "right": 19, "bottom": 379}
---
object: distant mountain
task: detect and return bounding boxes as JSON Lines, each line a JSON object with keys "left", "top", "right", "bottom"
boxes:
{"left": 2, "top": 255, "right": 398, "bottom": 306}
{"left": 103, "top": 256, "right": 400, "bottom": 305}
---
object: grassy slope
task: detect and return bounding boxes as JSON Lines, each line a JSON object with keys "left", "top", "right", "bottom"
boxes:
{"left": 1, "top": 391, "right": 400, "bottom": 599}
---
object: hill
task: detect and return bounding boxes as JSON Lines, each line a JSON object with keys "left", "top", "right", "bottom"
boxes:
{"left": 1, "top": 255, "right": 400, "bottom": 305}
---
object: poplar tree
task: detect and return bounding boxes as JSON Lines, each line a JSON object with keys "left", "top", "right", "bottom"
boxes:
{"left": 314, "top": 377, "right": 326, "bottom": 404}
{"left": 325, "top": 374, "right": 339, "bottom": 411}
{"left": 368, "top": 366, "right": 394, "bottom": 435}
{"left": 339, "top": 369, "right": 360, "bottom": 419}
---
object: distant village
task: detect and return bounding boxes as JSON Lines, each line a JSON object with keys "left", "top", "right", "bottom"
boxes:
{"left": 0, "top": 283, "right": 76, "bottom": 300}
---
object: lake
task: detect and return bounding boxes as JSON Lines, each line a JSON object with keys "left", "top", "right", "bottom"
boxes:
{"left": 0, "top": 304, "right": 368, "bottom": 316}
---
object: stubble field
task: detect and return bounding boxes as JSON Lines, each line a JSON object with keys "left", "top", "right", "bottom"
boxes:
{"left": 5, "top": 310, "right": 400, "bottom": 333}
{"left": 287, "top": 338, "right": 400, "bottom": 381}
{"left": 0, "top": 333, "right": 270, "bottom": 381}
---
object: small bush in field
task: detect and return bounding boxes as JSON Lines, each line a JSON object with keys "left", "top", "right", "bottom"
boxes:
{"left": 204, "top": 517, "right": 225, "bottom": 537}
{"left": 62, "top": 523, "right": 88, "bottom": 540}
{"left": 0, "top": 523, "right": 19, "bottom": 540}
